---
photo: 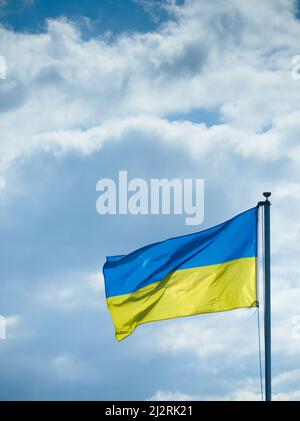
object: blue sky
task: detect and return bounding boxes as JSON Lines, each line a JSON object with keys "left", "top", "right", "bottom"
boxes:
{"left": 0, "top": 0, "right": 184, "bottom": 35}
{"left": 1, "top": 0, "right": 300, "bottom": 401}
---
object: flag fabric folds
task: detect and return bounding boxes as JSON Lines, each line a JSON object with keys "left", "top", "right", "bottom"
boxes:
{"left": 103, "top": 207, "right": 258, "bottom": 341}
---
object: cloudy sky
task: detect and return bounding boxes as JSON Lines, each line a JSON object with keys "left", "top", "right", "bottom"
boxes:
{"left": 1, "top": 0, "right": 300, "bottom": 401}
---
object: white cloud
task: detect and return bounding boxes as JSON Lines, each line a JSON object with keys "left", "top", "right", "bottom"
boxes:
{"left": 150, "top": 387, "right": 300, "bottom": 401}
{"left": 5, "top": 314, "right": 22, "bottom": 327}
{"left": 149, "top": 378, "right": 264, "bottom": 400}
{"left": 37, "top": 271, "right": 105, "bottom": 312}
{"left": 150, "top": 390, "right": 200, "bottom": 401}
{"left": 51, "top": 353, "right": 89, "bottom": 381}
{"left": 273, "top": 368, "right": 300, "bottom": 387}
{"left": 1, "top": 0, "right": 300, "bottom": 174}
{"left": 149, "top": 390, "right": 262, "bottom": 401}
{"left": 3, "top": 314, "right": 34, "bottom": 339}
{"left": 150, "top": 371, "right": 300, "bottom": 401}
{"left": 0, "top": 177, "right": 5, "bottom": 191}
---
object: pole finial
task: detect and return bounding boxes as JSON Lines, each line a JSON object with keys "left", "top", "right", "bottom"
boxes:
{"left": 258, "top": 192, "right": 271, "bottom": 207}
{"left": 263, "top": 192, "right": 271, "bottom": 204}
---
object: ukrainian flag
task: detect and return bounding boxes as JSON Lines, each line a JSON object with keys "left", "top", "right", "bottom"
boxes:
{"left": 103, "top": 207, "right": 258, "bottom": 341}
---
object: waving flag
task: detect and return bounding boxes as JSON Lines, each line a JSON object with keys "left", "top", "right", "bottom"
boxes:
{"left": 103, "top": 207, "right": 258, "bottom": 341}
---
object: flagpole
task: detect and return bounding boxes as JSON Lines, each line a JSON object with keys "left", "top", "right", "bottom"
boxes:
{"left": 258, "top": 192, "right": 272, "bottom": 401}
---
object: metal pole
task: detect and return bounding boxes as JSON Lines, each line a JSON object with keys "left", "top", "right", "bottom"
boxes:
{"left": 261, "top": 192, "right": 272, "bottom": 401}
